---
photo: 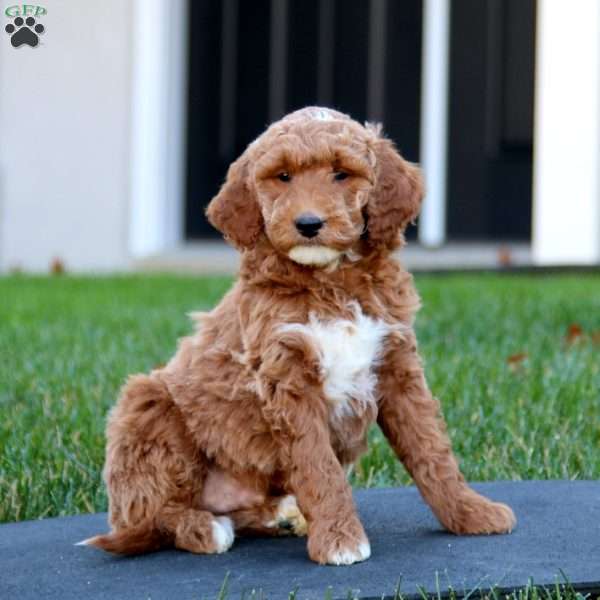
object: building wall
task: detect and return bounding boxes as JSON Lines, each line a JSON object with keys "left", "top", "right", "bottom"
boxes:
{"left": 0, "top": 0, "right": 597, "bottom": 271}
{"left": 0, "top": 0, "right": 133, "bottom": 271}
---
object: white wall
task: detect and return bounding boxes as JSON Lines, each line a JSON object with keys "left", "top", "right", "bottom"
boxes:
{"left": 533, "top": 0, "right": 600, "bottom": 265}
{"left": 0, "top": 0, "right": 133, "bottom": 271}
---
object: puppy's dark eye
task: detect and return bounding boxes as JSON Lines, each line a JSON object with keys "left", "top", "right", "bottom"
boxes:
{"left": 277, "top": 172, "right": 292, "bottom": 182}
{"left": 333, "top": 171, "right": 349, "bottom": 181}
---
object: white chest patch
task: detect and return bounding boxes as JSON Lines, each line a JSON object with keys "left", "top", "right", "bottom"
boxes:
{"left": 280, "top": 304, "right": 391, "bottom": 419}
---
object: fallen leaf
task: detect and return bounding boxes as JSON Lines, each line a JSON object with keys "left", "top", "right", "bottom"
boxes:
{"left": 507, "top": 352, "right": 528, "bottom": 372}
{"left": 50, "top": 257, "right": 66, "bottom": 275}
{"left": 565, "top": 323, "right": 584, "bottom": 345}
{"left": 507, "top": 352, "right": 528, "bottom": 365}
{"left": 497, "top": 246, "right": 512, "bottom": 267}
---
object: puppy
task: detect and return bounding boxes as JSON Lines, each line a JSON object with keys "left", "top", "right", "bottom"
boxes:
{"left": 84, "top": 107, "right": 515, "bottom": 565}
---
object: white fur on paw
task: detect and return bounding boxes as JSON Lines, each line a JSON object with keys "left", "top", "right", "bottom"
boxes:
{"left": 211, "top": 516, "right": 234, "bottom": 553}
{"left": 328, "top": 541, "right": 371, "bottom": 566}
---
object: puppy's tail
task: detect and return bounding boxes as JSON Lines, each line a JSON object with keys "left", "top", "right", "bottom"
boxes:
{"left": 77, "top": 520, "right": 170, "bottom": 555}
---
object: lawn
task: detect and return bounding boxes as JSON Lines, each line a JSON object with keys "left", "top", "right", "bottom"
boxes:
{"left": 1, "top": 273, "right": 599, "bottom": 524}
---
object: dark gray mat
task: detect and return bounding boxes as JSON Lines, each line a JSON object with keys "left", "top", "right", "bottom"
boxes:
{"left": 1, "top": 481, "right": 599, "bottom": 600}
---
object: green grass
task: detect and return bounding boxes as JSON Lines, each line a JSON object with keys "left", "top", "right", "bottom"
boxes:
{"left": 1, "top": 273, "right": 599, "bottom": 524}
{"left": 214, "top": 570, "right": 593, "bottom": 600}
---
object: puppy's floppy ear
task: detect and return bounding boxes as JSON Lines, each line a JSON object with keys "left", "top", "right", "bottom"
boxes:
{"left": 205, "top": 155, "right": 263, "bottom": 249}
{"left": 365, "top": 131, "right": 424, "bottom": 248}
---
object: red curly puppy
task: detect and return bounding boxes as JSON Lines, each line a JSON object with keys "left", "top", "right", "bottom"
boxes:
{"left": 83, "top": 107, "right": 515, "bottom": 565}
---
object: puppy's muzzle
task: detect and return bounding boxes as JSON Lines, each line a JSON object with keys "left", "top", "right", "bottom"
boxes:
{"left": 295, "top": 213, "right": 324, "bottom": 238}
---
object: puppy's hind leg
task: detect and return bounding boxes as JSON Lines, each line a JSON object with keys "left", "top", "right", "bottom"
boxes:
{"left": 86, "top": 504, "right": 234, "bottom": 556}
{"left": 159, "top": 503, "right": 235, "bottom": 554}
{"left": 85, "top": 373, "right": 234, "bottom": 555}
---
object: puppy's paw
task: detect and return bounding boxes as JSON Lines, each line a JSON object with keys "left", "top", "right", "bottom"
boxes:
{"left": 211, "top": 516, "right": 235, "bottom": 553}
{"left": 270, "top": 495, "right": 307, "bottom": 537}
{"left": 175, "top": 513, "right": 235, "bottom": 554}
{"left": 326, "top": 540, "right": 371, "bottom": 566}
{"left": 449, "top": 494, "right": 516, "bottom": 535}
{"left": 308, "top": 520, "right": 371, "bottom": 566}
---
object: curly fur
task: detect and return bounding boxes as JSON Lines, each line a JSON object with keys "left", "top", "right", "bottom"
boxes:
{"left": 86, "top": 107, "right": 515, "bottom": 565}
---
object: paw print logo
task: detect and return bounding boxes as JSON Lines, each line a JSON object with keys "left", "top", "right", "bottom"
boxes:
{"left": 5, "top": 16, "right": 45, "bottom": 48}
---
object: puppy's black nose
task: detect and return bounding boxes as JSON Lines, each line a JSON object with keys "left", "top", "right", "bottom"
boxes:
{"left": 295, "top": 213, "right": 324, "bottom": 238}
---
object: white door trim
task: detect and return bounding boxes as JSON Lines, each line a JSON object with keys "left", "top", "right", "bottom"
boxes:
{"left": 418, "top": 0, "right": 450, "bottom": 248}
{"left": 129, "top": 0, "right": 188, "bottom": 258}
{"left": 532, "top": 0, "right": 600, "bottom": 265}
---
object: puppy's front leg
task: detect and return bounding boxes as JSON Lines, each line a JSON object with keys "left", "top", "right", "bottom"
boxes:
{"left": 377, "top": 333, "right": 516, "bottom": 535}
{"left": 289, "top": 426, "right": 370, "bottom": 565}
{"left": 258, "top": 334, "right": 370, "bottom": 566}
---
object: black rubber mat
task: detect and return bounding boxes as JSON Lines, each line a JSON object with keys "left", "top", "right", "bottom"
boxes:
{"left": 1, "top": 481, "right": 599, "bottom": 599}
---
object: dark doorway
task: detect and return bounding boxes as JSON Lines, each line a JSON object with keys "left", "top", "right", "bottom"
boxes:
{"left": 185, "top": 0, "right": 423, "bottom": 239}
{"left": 446, "top": 0, "right": 536, "bottom": 241}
